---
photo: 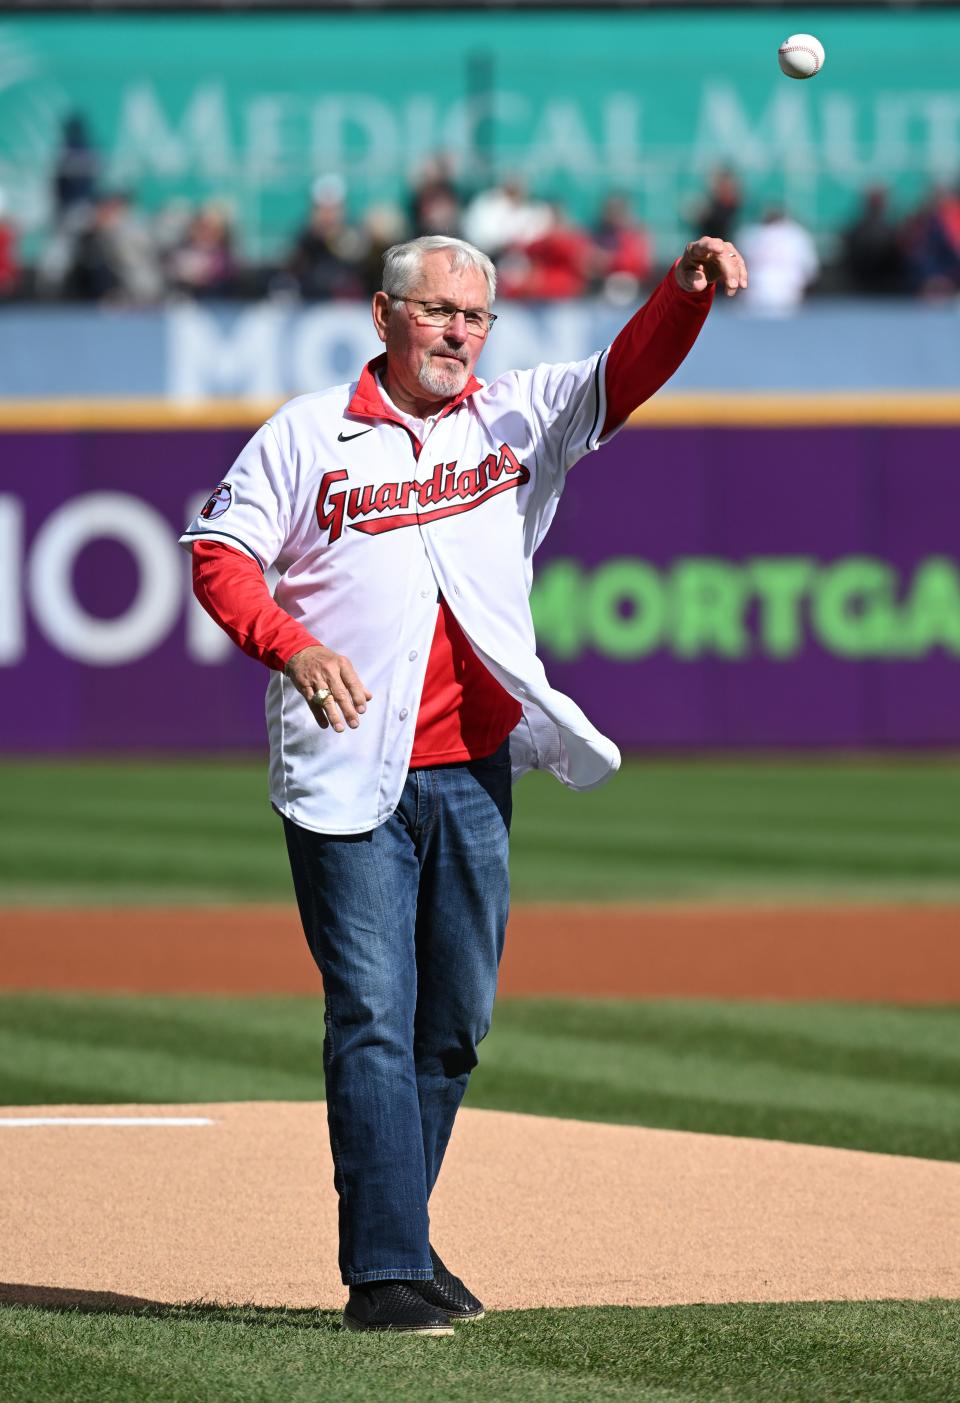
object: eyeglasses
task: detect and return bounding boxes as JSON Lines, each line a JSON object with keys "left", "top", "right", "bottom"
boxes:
{"left": 391, "top": 297, "right": 497, "bottom": 336}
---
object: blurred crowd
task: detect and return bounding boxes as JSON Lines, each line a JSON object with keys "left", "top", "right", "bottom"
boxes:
{"left": 1, "top": 115, "right": 959, "bottom": 313}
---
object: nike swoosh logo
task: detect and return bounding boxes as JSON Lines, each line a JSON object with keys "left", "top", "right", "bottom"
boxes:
{"left": 337, "top": 428, "right": 374, "bottom": 442}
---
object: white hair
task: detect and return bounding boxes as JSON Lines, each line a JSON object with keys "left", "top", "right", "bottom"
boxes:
{"left": 381, "top": 236, "right": 496, "bottom": 306}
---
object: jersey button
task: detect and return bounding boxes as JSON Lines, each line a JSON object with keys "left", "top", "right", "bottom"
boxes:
{"left": 420, "top": 589, "right": 431, "bottom": 599}
{"left": 399, "top": 708, "right": 409, "bottom": 721}
{"left": 408, "top": 650, "right": 418, "bottom": 661}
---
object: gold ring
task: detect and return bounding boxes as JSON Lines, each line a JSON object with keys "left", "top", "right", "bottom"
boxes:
{"left": 311, "top": 687, "right": 332, "bottom": 705}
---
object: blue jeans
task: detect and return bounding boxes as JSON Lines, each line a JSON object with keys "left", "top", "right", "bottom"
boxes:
{"left": 282, "top": 738, "right": 512, "bottom": 1285}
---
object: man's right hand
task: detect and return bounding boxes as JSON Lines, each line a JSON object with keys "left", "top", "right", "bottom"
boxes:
{"left": 285, "top": 645, "right": 373, "bottom": 733}
{"left": 676, "top": 236, "right": 748, "bottom": 296}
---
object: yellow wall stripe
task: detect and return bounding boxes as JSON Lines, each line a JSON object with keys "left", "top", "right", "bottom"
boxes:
{"left": 0, "top": 399, "right": 285, "bottom": 431}
{"left": 0, "top": 392, "right": 958, "bottom": 432}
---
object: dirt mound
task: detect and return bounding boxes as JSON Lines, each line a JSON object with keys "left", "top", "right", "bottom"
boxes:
{"left": 2, "top": 1102, "right": 958, "bottom": 1310}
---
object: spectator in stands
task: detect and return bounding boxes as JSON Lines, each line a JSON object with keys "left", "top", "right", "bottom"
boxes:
{"left": 357, "top": 201, "right": 408, "bottom": 295}
{"left": 901, "top": 185, "right": 960, "bottom": 299}
{"left": 167, "top": 200, "right": 238, "bottom": 299}
{"left": 591, "top": 193, "right": 653, "bottom": 302}
{"left": 840, "top": 186, "right": 906, "bottom": 295}
{"left": 690, "top": 167, "right": 743, "bottom": 246}
{"left": 64, "top": 190, "right": 163, "bottom": 304}
{"left": 497, "top": 200, "right": 593, "bottom": 300}
{"left": 152, "top": 198, "right": 194, "bottom": 267}
{"left": 0, "top": 188, "right": 20, "bottom": 297}
{"left": 53, "top": 113, "right": 100, "bottom": 224}
{"left": 286, "top": 176, "right": 365, "bottom": 300}
{"left": 409, "top": 155, "right": 462, "bottom": 238}
{"left": 35, "top": 112, "right": 103, "bottom": 298}
{"left": 736, "top": 206, "right": 819, "bottom": 314}
{"left": 461, "top": 175, "right": 551, "bottom": 260}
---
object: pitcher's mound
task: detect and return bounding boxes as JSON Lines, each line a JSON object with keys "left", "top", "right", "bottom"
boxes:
{"left": 2, "top": 1102, "right": 958, "bottom": 1310}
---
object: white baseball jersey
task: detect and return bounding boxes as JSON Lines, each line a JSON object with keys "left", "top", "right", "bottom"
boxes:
{"left": 179, "top": 351, "right": 621, "bottom": 834}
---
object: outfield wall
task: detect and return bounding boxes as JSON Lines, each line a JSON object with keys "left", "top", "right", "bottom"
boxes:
{"left": 3, "top": 408, "right": 958, "bottom": 752}
{"left": 3, "top": 300, "right": 960, "bottom": 399}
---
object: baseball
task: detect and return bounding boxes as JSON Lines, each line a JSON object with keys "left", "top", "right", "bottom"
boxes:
{"left": 777, "top": 33, "right": 825, "bottom": 80}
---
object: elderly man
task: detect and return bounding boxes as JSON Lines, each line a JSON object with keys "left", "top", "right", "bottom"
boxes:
{"left": 182, "top": 232, "right": 747, "bottom": 1335}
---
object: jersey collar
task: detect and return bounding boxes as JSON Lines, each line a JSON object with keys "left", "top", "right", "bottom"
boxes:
{"left": 346, "top": 354, "right": 484, "bottom": 429}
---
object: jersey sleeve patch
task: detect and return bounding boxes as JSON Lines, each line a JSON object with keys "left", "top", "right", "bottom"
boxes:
{"left": 200, "top": 482, "right": 232, "bottom": 521}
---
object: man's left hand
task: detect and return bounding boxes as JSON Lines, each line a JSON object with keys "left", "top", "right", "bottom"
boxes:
{"left": 676, "top": 237, "right": 748, "bottom": 297}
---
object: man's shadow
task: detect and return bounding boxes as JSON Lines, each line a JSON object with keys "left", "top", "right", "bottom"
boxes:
{"left": 0, "top": 1282, "right": 340, "bottom": 1331}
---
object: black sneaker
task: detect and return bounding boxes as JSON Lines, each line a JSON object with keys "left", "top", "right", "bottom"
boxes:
{"left": 342, "top": 1280, "right": 454, "bottom": 1335}
{"left": 414, "top": 1246, "right": 486, "bottom": 1322}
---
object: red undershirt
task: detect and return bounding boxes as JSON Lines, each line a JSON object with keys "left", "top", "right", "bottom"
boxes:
{"left": 191, "top": 266, "right": 713, "bottom": 767}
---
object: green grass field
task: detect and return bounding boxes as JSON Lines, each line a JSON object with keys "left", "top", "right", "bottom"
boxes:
{"left": 2, "top": 756, "right": 958, "bottom": 1400}
{"left": 1, "top": 755, "right": 959, "bottom": 904}
{"left": 3, "top": 1299, "right": 958, "bottom": 1403}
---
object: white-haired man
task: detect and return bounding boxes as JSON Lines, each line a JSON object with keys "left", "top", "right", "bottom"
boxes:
{"left": 182, "top": 232, "right": 747, "bottom": 1334}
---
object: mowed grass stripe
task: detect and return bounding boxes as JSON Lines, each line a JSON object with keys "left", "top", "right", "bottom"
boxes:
{"left": 2, "top": 757, "right": 959, "bottom": 904}
{"left": 1, "top": 1301, "right": 958, "bottom": 1403}
{"left": 8, "top": 770, "right": 957, "bottom": 831}
{"left": 504, "top": 999, "right": 960, "bottom": 1071}
{"left": 7, "top": 828, "right": 950, "bottom": 891}
{"left": 5, "top": 792, "right": 272, "bottom": 825}
{"left": 532, "top": 814, "right": 958, "bottom": 849}
{"left": 469, "top": 1057, "right": 960, "bottom": 1163}
{"left": 514, "top": 827, "right": 959, "bottom": 877}
{"left": 10, "top": 1024, "right": 958, "bottom": 1141}
{"left": 1, "top": 759, "right": 288, "bottom": 901}
{"left": 11, "top": 803, "right": 956, "bottom": 854}
{"left": 480, "top": 1029, "right": 960, "bottom": 1125}
{"left": 0, "top": 995, "right": 957, "bottom": 1162}
{"left": 0, "top": 827, "right": 283, "bottom": 865}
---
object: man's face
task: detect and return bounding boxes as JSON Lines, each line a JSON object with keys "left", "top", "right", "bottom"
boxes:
{"left": 372, "top": 252, "right": 491, "bottom": 409}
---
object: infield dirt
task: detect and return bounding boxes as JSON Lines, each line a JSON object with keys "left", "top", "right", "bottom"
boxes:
{"left": 2, "top": 903, "right": 958, "bottom": 1000}
{"left": 2, "top": 1101, "right": 959, "bottom": 1312}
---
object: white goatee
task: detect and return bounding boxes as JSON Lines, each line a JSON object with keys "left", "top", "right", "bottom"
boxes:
{"left": 419, "top": 355, "right": 468, "bottom": 398}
